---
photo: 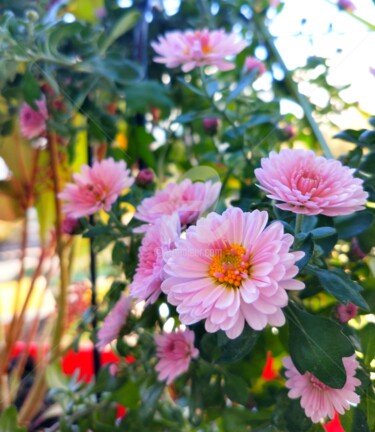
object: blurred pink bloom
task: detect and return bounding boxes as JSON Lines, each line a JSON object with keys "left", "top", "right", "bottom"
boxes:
{"left": 338, "top": 0, "right": 356, "bottom": 11}
{"left": 130, "top": 214, "right": 180, "bottom": 304}
{"left": 244, "top": 56, "right": 266, "bottom": 75}
{"left": 95, "top": 7, "right": 107, "bottom": 19}
{"left": 97, "top": 295, "right": 132, "bottom": 349}
{"left": 152, "top": 29, "right": 247, "bottom": 73}
{"left": 62, "top": 216, "right": 79, "bottom": 235}
{"left": 283, "top": 125, "right": 296, "bottom": 140}
{"left": 283, "top": 355, "right": 361, "bottom": 423}
{"left": 255, "top": 149, "right": 368, "bottom": 216}
{"left": 136, "top": 168, "right": 154, "bottom": 187}
{"left": 162, "top": 207, "right": 304, "bottom": 339}
{"left": 202, "top": 117, "right": 220, "bottom": 135}
{"left": 20, "top": 97, "right": 48, "bottom": 139}
{"left": 336, "top": 303, "right": 358, "bottom": 323}
{"left": 59, "top": 158, "right": 134, "bottom": 218}
{"left": 155, "top": 329, "right": 199, "bottom": 385}
{"left": 369, "top": 66, "right": 375, "bottom": 76}
{"left": 135, "top": 179, "right": 221, "bottom": 229}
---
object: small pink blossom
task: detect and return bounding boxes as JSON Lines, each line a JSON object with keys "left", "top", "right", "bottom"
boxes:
{"left": 244, "top": 56, "right": 267, "bottom": 76}
{"left": 20, "top": 97, "right": 48, "bottom": 139}
{"left": 135, "top": 179, "right": 221, "bottom": 229}
{"left": 202, "top": 117, "right": 220, "bottom": 135}
{"left": 62, "top": 216, "right": 79, "bottom": 235}
{"left": 162, "top": 207, "right": 304, "bottom": 339}
{"left": 130, "top": 214, "right": 180, "bottom": 305}
{"left": 338, "top": 0, "right": 356, "bottom": 11}
{"left": 136, "top": 168, "right": 154, "bottom": 187}
{"left": 59, "top": 158, "right": 134, "bottom": 219}
{"left": 336, "top": 303, "right": 358, "bottom": 323}
{"left": 282, "top": 125, "right": 296, "bottom": 140}
{"left": 97, "top": 295, "right": 132, "bottom": 349}
{"left": 283, "top": 355, "right": 361, "bottom": 423}
{"left": 152, "top": 29, "right": 247, "bottom": 73}
{"left": 369, "top": 66, "right": 375, "bottom": 77}
{"left": 155, "top": 329, "right": 199, "bottom": 385}
{"left": 255, "top": 149, "right": 368, "bottom": 216}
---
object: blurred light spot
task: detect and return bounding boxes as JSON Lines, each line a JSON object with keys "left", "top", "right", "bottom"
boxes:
{"left": 0, "top": 157, "right": 10, "bottom": 180}
{"left": 63, "top": 13, "right": 75, "bottom": 23}
{"left": 159, "top": 303, "right": 169, "bottom": 319}
{"left": 255, "top": 45, "right": 268, "bottom": 60}
{"left": 145, "top": 10, "right": 153, "bottom": 22}
{"left": 240, "top": 4, "right": 252, "bottom": 19}
{"left": 163, "top": 0, "right": 181, "bottom": 16}
{"left": 162, "top": 73, "right": 171, "bottom": 84}
{"left": 272, "top": 63, "right": 285, "bottom": 80}
{"left": 280, "top": 98, "right": 304, "bottom": 118}
{"left": 163, "top": 317, "right": 175, "bottom": 332}
{"left": 118, "top": 0, "right": 133, "bottom": 7}
{"left": 211, "top": 2, "right": 220, "bottom": 15}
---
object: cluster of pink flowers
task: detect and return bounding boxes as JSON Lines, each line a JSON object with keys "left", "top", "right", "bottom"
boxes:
{"left": 155, "top": 329, "right": 199, "bottom": 384}
{"left": 162, "top": 207, "right": 304, "bottom": 339}
{"left": 59, "top": 158, "right": 134, "bottom": 219}
{"left": 283, "top": 355, "right": 361, "bottom": 423}
{"left": 152, "top": 29, "right": 247, "bottom": 72}
{"left": 20, "top": 97, "right": 48, "bottom": 140}
{"left": 255, "top": 149, "right": 368, "bottom": 216}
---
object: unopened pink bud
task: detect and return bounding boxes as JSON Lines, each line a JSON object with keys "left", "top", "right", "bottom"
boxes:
{"left": 336, "top": 303, "right": 358, "bottom": 323}
{"left": 244, "top": 56, "right": 266, "bottom": 76}
{"left": 202, "top": 117, "right": 219, "bottom": 135}
{"left": 338, "top": 0, "right": 356, "bottom": 12}
{"left": 62, "top": 217, "right": 79, "bottom": 235}
{"left": 136, "top": 169, "right": 154, "bottom": 187}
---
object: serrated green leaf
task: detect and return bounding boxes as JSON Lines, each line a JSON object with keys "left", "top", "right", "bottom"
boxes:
{"left": 226, "top": 70, "right": 257, "bottom": 103}
{"left": 286, "top": 304, "right": 354, "bottom": 388}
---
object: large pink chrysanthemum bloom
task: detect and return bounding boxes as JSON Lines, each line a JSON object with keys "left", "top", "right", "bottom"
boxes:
{"left": 59, "top": 158, "right": 134, "bottom": 219}
{"left": 96, "top": 295, "right": 132, "bottom": 349}
{"left": 283, "top": 355, "right": 361, "bottom": 423}
{"left": 161, "top": 207, "right": 304, "bottom": 339}
{"left": 151, "top": 29, "right": 247, "bottom": 73}
{"left": 255, "top": 149, "right": 368, "bottom": 216}
{"left": 20, "top": 97, "right": 48, "bottom": 140}
{"left": 155, "top": 329, "right": 199, "bottom": 385}
{"left": 135, "top": 179, "right": 221, "bottom": 229}
{"left": 130, "top": 214, "right": 181, "bottom": 305}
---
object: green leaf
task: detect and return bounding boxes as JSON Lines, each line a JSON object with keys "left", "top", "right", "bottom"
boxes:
{"left": 45, "top": 361, "right": 69, "bottom": 390}
{"left": 312, "top": 268, "right": 369, "bottom": 310}
{"left": 358, "top": 323, "right": 375, "bottom": 366}
{"left": 21, "top": 72, "right": 41, "bottom": 109}
{"left": 335, "top": 212, "right": 374, "bottom": 239}
{"left": 286, "top": 304, "right": 354, "bottom": 388}
{"left": 99, "top": 10, "right": 140, "bottom": 55}
{"left": 216, "top": 326, "right": 259, "bottom": 364}
{"left": 111, "top": 380, "right": 140, "bottom": 409}
{"left": 124, "top": 81, "right": 172, "bottom": 112}
{"left": 224, "top": 373, "right": 249, "bottom": 405}
{"left": 0, "top": 407, "right": 26, "bottom": 432}
{"left": 296, "top": 234, "right": 314, "bottom": 270}
{"left": 360, "top": 152, "right": 375, "bottom": 173}
{"left": 177, "top": 77, "right": 204, "bottom": 97}
{"left": 226, "top": 70, "right": 257, "bottom": 103}
{"left": 359, "top": 130, "right": 375, "bottom": 146}
{"left": 310, "top": 227, "right": 337, "bottom": 239}
{"left": 139, "top": 381, "right": 164, "bottom": 421}
{"left": 334, "top": 129, "right": 366, "bottom": 145}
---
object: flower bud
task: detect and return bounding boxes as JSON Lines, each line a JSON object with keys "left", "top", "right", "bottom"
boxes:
{"left": 136, "top": 169, "right": 154, "bottom": 187}
{"left": 244, "top": 56, "right": 266, "bottom": 76}
{"left": 336, "top": 302, "right": 358, "bottom": 323}
{"left": 202, "top": 117, "right": 219, "bottom": 135}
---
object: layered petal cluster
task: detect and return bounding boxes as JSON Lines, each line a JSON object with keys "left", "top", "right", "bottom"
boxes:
{"left": 162, "top": 207, "right": 304, "bottom": 339}
{"left": 155, "top": 329, "right": 199, "bottom": 385}
{"left": 255, "top": 149, "right": 368, "bottom": 216}
{"left": 59, "top": 158, "right": 134, "bottom": 218}
{"left": 20, "top": 97, "right": 48, "bottom": 139}
{"left": 129, "top": 214, "right": 181, "bottom": 304}
{"left": 135, "top": 179, "right": 220, "bottom": 228}
{"left": 283, "top": 355, "right": 361, "bottom": 423}
{"left": 152, "top": 29, "right": 247, "bottom": 72}
{"left": 97, "top": 295, "right": 132, "bottom": 349}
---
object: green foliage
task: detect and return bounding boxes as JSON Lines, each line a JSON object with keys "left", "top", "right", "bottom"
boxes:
{"left": 0, "top": 407, "right": 26, "bottom": 432}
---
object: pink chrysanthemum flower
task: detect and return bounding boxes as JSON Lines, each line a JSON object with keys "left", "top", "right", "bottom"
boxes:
{"left": 283, "top": 355, "right": 361, "bottom": 423}
{"left": 135, "top": 179, "right": 221, "bottom": 229}
{"left": 59, "top": 158, "right": 134, "bottom": 219}
{"left": 162, "top": 207, "right": 304, "bottom": 339}
{"left": 155, "top": 329, "right": 199, "bottom": 385}
{"left": 255, "top": 149, "right": 368, "bottom": 216}
{"left": 130, "top": 214, "right": 181, "bottom": 305}
{"left": 97, "top": 295, "right": 132, "bottom": 349}
{"left": 244, "top": 56, "right": 267, "bottom": 76}
{"left": 151, "top": 29, "right": 247, "bottom": 73}
{"left": 20, "top": 97, "right": 48, "bottom": 140}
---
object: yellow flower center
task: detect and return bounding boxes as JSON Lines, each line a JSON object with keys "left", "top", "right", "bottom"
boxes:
{"left": 209, "top": 244, "right": 250, "bottom": 288}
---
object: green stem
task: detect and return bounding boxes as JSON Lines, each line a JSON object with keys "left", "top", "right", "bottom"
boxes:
{"left": 252, "top": 13, "right": 333, "bottom": 159}
{"left": 295, "top": 213, "right": 305, "bottom": 235}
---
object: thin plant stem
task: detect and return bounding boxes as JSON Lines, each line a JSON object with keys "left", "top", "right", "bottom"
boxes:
{"left": 295, "top": 213, "right": 305, "bottom": 235}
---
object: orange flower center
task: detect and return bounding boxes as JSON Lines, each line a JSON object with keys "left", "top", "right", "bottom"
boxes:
{"left": 209, "top": 244, "right": 250, "bottom": 288}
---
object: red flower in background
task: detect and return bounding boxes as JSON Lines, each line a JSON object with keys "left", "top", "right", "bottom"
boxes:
{"left": 323, "top": 412, "right": 345, "bottom": 432}
{"left": 261, "top": 351, "right": 279, "bottom": 380}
